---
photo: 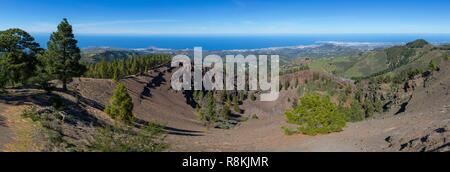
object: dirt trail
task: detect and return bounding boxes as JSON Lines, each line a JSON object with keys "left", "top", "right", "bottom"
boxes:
{"left": 0, "top": 103, "right": 43, "bottom": 152}
{"left": 0, "top": 103, "right": 12, "bottom": 151}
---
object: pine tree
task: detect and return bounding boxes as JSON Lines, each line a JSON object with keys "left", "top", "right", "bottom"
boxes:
{"left": 219, "top": 90, "right": 227, "bottom": 102}
{"left": 226, "top": 94, "right": 232, "bottom": 106}
{"left": 45, "top": 18, "right": 85, "bottom": 91}
{"left": 220, "top": 104, "right": 231, "bottom": 120}
{"left": 0, "top": 64, "right": 6, "bottom": 89}
{"left": 238, "top": 91, "right": 244, "bottom": 102}
{"left": 344, "top": 101, "right": 365, "bottom": 122}
{"left": 105, "top": 83, "right": 134, "bottom": 122}
{"left": 202, "top": 91, "right": 216, "bottom": 122}
{"left": 84, "top": 54, "right": 171, "bottom": 79}
{"left": 285, "top": 93, "right": 346, "bottom": 135}
{"left": 113, "top": 67, "right": 119, "bottom": 82}
{"left": 233, "top": 95, "right": 240, "bottom": 113}
{"left": 0, "top": 28, "right": 41, "bottom": 86}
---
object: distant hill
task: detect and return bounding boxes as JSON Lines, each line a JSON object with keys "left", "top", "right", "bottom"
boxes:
{"left": 81, "top": 48, "right": 147, "bottom": 63}
{"left": 80, "top": 43, "right": 369, "bottom": 65}
{"left": 309, "top": 39, "right": 449, "bottom": 79}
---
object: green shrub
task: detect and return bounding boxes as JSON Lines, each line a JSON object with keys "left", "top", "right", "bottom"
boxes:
{"left": 343, "top": 101, "right": 365, "bottom": 122}
{"left": 282, "top": 127, "right": 298, "bottom": 136}
{"left": 21, "top": 106, "right": 42, "bottom": 122}
{"left": 429, "top": 60, "right": 440, "bottom": 71}
{"left": 251, "top": 114, "right": 259, "bottom": 120}
{"left": 220, "top": 104, "right": 231, "bottom": 120}
{"left": 285, "top": 93, "right": 346, "bottom": 135}
{"left": 445, "top": 55, "right": 450, "bottom": 61}
{"left": 250, "top": 92, "right": 257, "bottom": 101}
{"left": 105, "top": 83, "right": 135, "bottom": 123}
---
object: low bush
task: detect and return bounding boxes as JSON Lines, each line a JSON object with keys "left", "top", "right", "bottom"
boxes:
{"left": 282, "top": 126, "right": 298, "bottom": 136}
{"left": 285, "top": 93, "right": 346, "bottom": 135}
{"left": 342, "top": 101, "right": 365, "bottom": 122}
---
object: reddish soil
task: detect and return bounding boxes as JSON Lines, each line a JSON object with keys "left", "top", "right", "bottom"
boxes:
{"left": 72, "top": 63, "right": 449, "bottom": 152}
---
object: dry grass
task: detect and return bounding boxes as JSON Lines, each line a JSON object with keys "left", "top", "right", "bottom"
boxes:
{"left": 2, "top": 105, "right": 45, "bottom": 152}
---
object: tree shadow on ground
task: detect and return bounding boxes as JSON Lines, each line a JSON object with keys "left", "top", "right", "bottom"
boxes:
{"left": 0, "top": 89, "right": 107, "bottom": 128}
{"left": 182, "top": 90, "right": 197, "bottom": 108}
{"left": 140, "top": 72, "right": 166, "bottom": 99}
{"left": 133, "top": 118, "right": 204, "bottom": 137}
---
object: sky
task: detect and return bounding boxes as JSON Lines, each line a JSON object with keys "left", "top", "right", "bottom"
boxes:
{"left": 1, "top": 0, "right": 450, "bottom": 35}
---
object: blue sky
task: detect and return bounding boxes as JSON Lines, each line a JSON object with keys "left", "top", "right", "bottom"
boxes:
{"left": 1, "top": 0, "right": 450, "bottom": 35}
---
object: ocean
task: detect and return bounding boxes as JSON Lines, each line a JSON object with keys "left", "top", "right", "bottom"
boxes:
{"left": 33, "top": 34, "right": 450, "bottom": 50}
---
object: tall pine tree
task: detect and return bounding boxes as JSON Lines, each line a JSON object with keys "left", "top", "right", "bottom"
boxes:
{"left": 202, "top": 91, "right": 216, "bottom": 122}
{"left": 0, "top": 28, "right": 41, "bottom": 87}
{"left": 45, "top": 18, "right": 85, "bottom": 91}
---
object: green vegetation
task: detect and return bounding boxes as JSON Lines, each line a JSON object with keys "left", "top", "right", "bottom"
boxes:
{"left": 445, "top": 53, "right": 450, "bottom": 61}
{"left": 105, "top": 83, "right": 135, "bottom": 123}
{"left": 220, "top": 104, "right": 231, "bottom": 120}
{"left": 43, "top": 19, "right": 86, "bottom": 91}
{"left": 81, "top": 49, "right": 144, "bottom": 63}
{"left": 233, "top": 95, "right": 240, "bottom": 113}
{"left": 201, "top": 91, "right": 216, "bottom": 122}
{"left": 429, "top": 59, "right": 440, "bottom": 71}
{"left": 0, "top": 28, "right": 42, "bottom": 87}
{"left": 1, "top": 18, "right": 169, "bottom": 91}
{"left": 84, "top": 54, "right": 171, "bottom": 79}
{"left": 285, "top": 93, "right": 346, "bottom": 135}
{"left": 385, "top": 45, "right": 416, "bottom": 69}
{"left": 305, "top": 39, "right": 446, "bottom": 120}
{"left": 308, "top": 56, "right": 365, "bottom": 78}
{"left": 192, "top": 90, "right": 246, "bottom": 128}
{"left": 280, "top": 65, "right": 310, "bottom": 75}
{"left": 250, "top": 92, "right": 257, "bottom": 101}
{"left": 21, "top": 106, "right": 167, "bottom": 152}
{"left": 91, "top": 123, "right": 168, "bottom": 152}
{"left": 406, "top": 39, "right": 429, "bottom": 48}
{"left": 342, "top": 101, "right": 365, "bottom": 122}
{"left": 0, "top": 19, "right": 86, "bottom": 92}
{"left": 308, "top": 39, "right": 442, "bottom": 80}
{"left": 282, "top": 126, "right": 298, "bottom": 136}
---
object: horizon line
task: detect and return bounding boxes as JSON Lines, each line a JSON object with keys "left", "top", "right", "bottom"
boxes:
{"left": 28, "top": 32, "right": 450, "bottom": 36}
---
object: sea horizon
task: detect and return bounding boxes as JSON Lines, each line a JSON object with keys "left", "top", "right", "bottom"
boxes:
{"left": 32, "top": 33, "right": 450, "bottom": 50}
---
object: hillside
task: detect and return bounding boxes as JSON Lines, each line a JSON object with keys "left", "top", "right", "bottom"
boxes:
{"left": 309, "top": 40, "right": 449, "bottom": 79}
{"left": 71, "top": 60, "right": 449, "bottom": 152}
{"left": 71, "top": 65, "right": 204, "bottom": 133}
{"left": 81, "top": 48, "right": 148, "bottom": 63}
{"left": 1, "top": 40, "right": 449, "bottom": 152}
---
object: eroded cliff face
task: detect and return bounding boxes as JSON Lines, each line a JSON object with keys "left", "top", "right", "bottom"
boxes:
{"left": 356, "top": 68, "right": 441, "bottom": 118}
